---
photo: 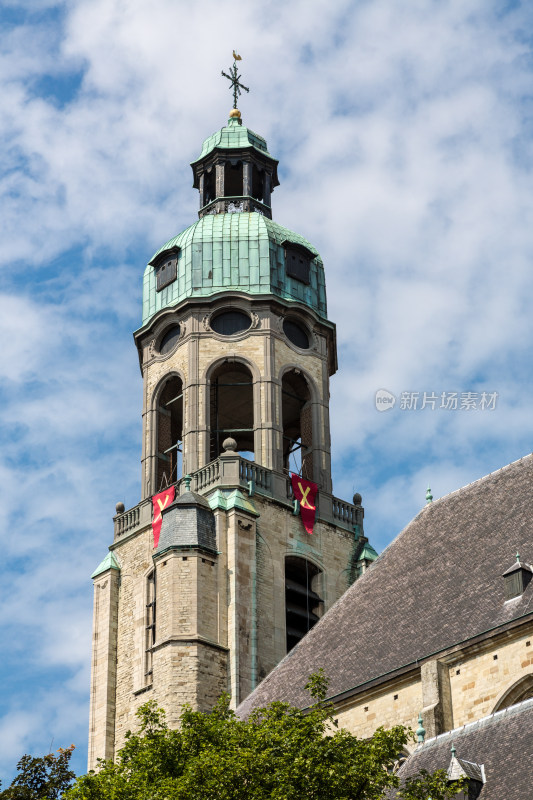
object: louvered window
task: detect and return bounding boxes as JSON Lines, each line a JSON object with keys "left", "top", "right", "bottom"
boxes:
{"left": 156, "top": 255, "right": 177, "bottom": 291}
{"left": 284, "top": 243, "right": 312, "bottom": 284}
{"left": 285, "top": 557, "right": 323, "bottom": 652}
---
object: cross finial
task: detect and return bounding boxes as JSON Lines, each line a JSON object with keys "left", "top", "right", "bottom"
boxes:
{"left": 221, "top": 51, "right": 249, "bottom": 109}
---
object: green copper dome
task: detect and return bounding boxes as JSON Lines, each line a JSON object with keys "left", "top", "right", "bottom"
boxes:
{"left": 141, "top": 213, "right": 327, "bottom": 325}
{"left": 192, "top": 116, "right": 271, "bottom": 163}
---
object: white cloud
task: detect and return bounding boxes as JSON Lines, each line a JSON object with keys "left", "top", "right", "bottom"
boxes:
{"left": 1, "top": 0, "right": 533, "bottom": 784}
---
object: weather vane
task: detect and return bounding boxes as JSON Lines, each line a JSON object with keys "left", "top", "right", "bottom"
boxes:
{"left": 221, "top": 51, "right": 249, "bottom": 109}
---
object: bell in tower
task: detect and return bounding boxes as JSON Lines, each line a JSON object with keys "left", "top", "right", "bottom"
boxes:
{"left": 87, "top": 57, "right": 377, "bottom": 770}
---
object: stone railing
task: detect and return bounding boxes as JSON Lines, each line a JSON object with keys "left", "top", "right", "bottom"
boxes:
{"left": 193, "top": 461, "right": 220, "bottom": 492}
{"left": 239, "top": 460, "right": 271, "bottom": 493}
{"left": 199, "top": 195, "right": 272, "bottom": 220}
{"left": 332, "top": 497, "right": 358, "bottom": 528}
{"left": 114, "top": 497, "right": 152, "bottom": 539}
{"left": 113, "top": 455, "right": 361, "bottom": 540}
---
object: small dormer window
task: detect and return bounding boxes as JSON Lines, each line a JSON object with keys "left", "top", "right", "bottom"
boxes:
{"left": 446, "top": 745, "right": 485, "bottom": 800}
{"left": 150, "top": 248, "right": 179, "bottom": 292}
{"left": 503, "top": 554, "right": 533, "bottom": 601}
{"left": 283, "top": 242, "right": 312, "bottom": 284}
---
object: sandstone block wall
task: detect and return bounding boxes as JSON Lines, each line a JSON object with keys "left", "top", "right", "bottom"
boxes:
{"left": 89, "top": 483, "right": 359, "bottom": 768}
{"left": 324, "top": 625, "right": 533, "bottom": 751}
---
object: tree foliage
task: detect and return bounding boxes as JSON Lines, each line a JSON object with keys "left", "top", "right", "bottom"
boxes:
{"left": 65, "top": 672, "right": 463, "bottom": 800}
{"left": 0, "top": 746, "right": 75, "bottom": 800}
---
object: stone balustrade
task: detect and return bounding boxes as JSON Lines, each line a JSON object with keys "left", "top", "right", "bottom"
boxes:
{"left": 113, "top": 453, "right": 361, "bottom": 540}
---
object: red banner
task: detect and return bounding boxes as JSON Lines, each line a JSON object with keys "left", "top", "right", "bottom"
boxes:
{"left": 291, "top": 474, "right": 318, "bottom": 535}
{"left": 152, "top": 486, "right": 175, "bottom": 548}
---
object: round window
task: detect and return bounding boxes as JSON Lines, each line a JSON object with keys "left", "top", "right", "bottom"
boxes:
{"left": 283, "top": 319, "right": 309, "bottom": 349}
{"left": 159, "top": 325, "right": 181, "bottom": 355}
{"left": 211, "top": 310, "right": 251, "bottom": 336}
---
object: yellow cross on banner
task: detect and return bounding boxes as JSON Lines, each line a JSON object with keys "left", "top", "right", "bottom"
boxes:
{"left": 291, "top": 473, "right": 318, "bottom": 534}
{"left": 153, "top": 493, "right": 171, "bottom": 524}
{"left": 298, "top": 482, "right": 313, "bottom": 508}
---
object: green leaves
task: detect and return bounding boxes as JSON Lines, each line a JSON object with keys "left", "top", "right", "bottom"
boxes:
{"left": 0, "top": 745, "right": 76, "bottom": 800}
{"left": 63, "top": 675, "right": 463, "bottom": 800}
{"left": 398, "top": 769, "right": 465, "bottom": 800}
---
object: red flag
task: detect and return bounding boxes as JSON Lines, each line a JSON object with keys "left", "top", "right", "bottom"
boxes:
{"left": 152, "top": 486, "right": 175, "bottom": 548}
{"left": 291, "top": 474, "right": 318, "bottom": 535}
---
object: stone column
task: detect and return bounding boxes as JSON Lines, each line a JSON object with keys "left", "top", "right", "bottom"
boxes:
{"left": 88, "top": 563, "right": 120, "bottom": 770}
{"left": 260, "top": 328, "right": 278, "bottom": 472}
{"left": 243, "top": 162, "right": 252, "bottom": 196}
{"left": 215, "top": 163, "right": 224, "bottom": 199}
{"left": 226, "top": 507, "right": 258, "bottom": 706}
{"left": 141, "top": 385, "right": 157, "bottom": 501}
{"left": 263, "top": 172, "right": 271, "bottom": 207}
{"left": 184, "top": 334, "right": 201, "bottom": 473}
{"left": 198, "top": 173, "right": 205, "bottom": 208}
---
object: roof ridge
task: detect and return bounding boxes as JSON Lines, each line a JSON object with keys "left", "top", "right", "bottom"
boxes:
{"left": 367, "top": 451, "right": 533, "bottom": 565}
{"left": 420, "top": 696, "right": 533, "bottom": 750}
{"left": 420, "top": 452, "right": 533, "bottom": 510}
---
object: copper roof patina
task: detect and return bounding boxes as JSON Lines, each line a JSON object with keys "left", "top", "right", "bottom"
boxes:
{"left": 141, "top": 213, "right": 328, "bottom": 325}
{"left": 191, "top": 116, "right": 271, "bottom": 163}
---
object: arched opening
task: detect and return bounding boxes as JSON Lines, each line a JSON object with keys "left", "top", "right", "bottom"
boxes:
{"left": 203, "top": 167, "right": 216, "bottom": 205}
{"left": 156, "top": 376, "right": 183, "bottom": 490}
{"left": 224, "top": 160, "right": 243, "bottom": 197}
{"left": 252, "top": 164, "right": 264, "bottom": 201}
{"left": 493, "top": 674, "right": 533, "bottom": 712}
{"left": 285, "top": 556, "right": 323, "bottom": 652}
{"left": 282, "top": 370, "right": 313, "bottom": 480}
{"left": 209, "top": 362, "right": 254, "bottom": 461}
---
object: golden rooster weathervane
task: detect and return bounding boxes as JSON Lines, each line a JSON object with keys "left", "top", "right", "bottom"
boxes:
{"left": 221, "top": 51, "right": 249, "bottom": 109}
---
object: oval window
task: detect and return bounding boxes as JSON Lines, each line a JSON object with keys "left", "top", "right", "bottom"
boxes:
{"left": 211, "top": 310, "right": 251, "bottom": 336}
{"left": 283, "top": 319, "right": 309, "bottom": 349}
{"left": 159, "top": 325, "right": 181, "bottom": 355}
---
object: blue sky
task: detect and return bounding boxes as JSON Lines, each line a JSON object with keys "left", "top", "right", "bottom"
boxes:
{"left": 1, "top": 0, "right": 533, "bottom": 782}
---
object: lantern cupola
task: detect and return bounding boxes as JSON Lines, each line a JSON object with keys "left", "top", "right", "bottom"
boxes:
{"left": 190, "top": 111, "right": 279, "bottom": 219}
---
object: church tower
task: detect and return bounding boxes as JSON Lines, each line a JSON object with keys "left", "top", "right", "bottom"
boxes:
{"left": 88, "top": 66, "right": 377, "bottom": 769}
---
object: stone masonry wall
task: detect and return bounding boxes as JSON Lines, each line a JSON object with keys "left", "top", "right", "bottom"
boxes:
{"left": 448, "top": 629, "right": 533, "bottom": 727}
{"left": 96, "top": 483, "right": 358, "bottom": 766}
{"left": 322, "top": 625, "right": 533, "bottom": 750}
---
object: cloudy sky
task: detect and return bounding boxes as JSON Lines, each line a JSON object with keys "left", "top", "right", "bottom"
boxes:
{"left": 1, "top": 0, "right": 533, "bottom": 781}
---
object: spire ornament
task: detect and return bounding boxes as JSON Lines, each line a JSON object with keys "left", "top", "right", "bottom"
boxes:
{"left": 221, "top": 52, "right": 249, "bottom": 110}
{"left": 416, "top": 713, "right": 426, "bottom": 744}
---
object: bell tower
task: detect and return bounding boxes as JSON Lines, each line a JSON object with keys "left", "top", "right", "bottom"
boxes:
{"left": 88, "top": 65, "right": 377, "bottom": 769}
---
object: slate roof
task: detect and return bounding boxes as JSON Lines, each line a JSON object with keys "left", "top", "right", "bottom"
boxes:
{"left": 156, "top": 490, "right": 217, "bottom": 556}
{"left": 397, "top": 698, "right": 533, "bottom": 799}
{"left": 238, "top": 453, "right": 533, "bottom": 715}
